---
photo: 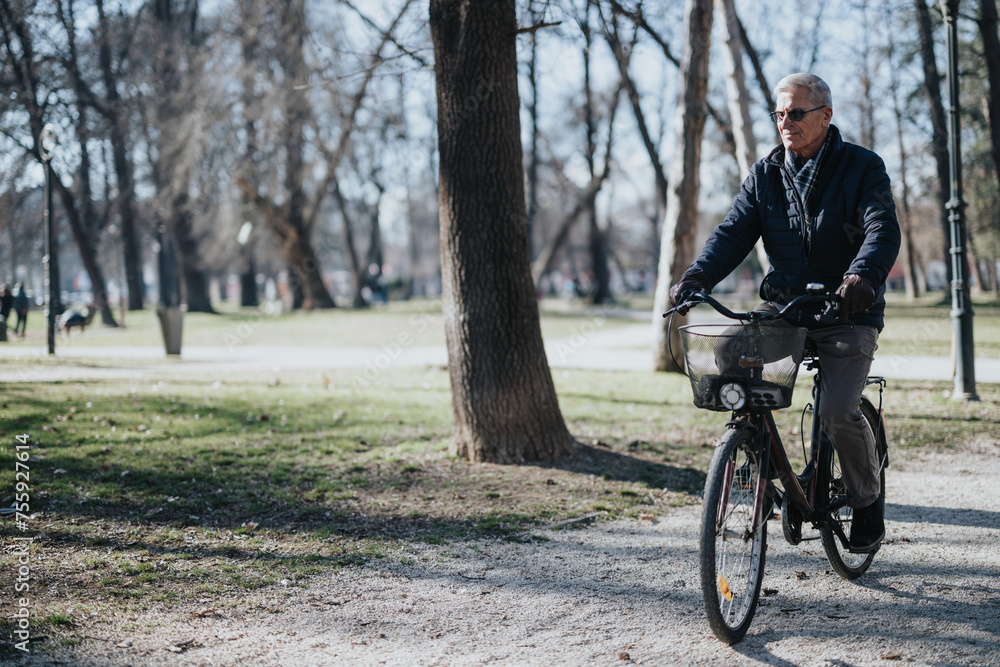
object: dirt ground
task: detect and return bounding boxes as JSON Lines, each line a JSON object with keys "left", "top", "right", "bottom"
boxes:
{"left": 7, "top": 438, "right": 999, "bottom": 667}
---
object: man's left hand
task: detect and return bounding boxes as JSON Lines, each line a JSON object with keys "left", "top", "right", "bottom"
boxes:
{"left": 835, "top": 274, "right": 876, "bottom": 323}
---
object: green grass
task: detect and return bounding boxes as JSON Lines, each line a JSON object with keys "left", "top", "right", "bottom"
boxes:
{"left": 3, "top": 296, "right": 636, "bottom": 350}
{"left": 878, "top": 294, "right": 1000, "bottom": 359}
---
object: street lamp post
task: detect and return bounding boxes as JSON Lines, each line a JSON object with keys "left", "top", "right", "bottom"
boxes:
{"left": 941, "top": 0, "right": 978, "bottom": 401}
{"left": 39, "top": 123, "right": 58, "bottom": 356}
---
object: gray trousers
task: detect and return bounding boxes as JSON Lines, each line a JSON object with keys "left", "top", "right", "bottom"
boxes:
{"left": 808, "top": 323, "right": 881, "bottom": 509}
{"left": 715, "top": 304, "right": 881, "bottom": 509}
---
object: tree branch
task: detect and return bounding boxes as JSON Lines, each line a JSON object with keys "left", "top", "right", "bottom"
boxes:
{"left": 516, "top": 21, "right": 561, "bottom": 35}
{"left": 339, "top": 0, "right": 429, "bottom": 67}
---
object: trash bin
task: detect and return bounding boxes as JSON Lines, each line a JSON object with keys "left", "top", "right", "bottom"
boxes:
{"left": 156, "top": 306, "right": 183, "bottom": 355}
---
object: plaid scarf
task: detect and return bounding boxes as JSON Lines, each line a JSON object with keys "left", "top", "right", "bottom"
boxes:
{"left": 784, "top": 131, "right": 832, "bottom": 247}
{"left": 784, "top": 130, "right": 832, "bottom": 211}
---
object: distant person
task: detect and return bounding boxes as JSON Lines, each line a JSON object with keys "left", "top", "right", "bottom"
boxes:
{"left": 670, "top": 73, "right": 900, "bottom": 553}
{"left": 12, "top": 282, "right": 29, "bottom": 338}
{"left": 0, "top": 283, "right": 11, "bottom": 334}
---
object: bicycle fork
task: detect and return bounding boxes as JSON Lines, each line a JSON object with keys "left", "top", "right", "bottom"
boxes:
{"left": 717, "top": 420, "right": 772, "bottom": 539}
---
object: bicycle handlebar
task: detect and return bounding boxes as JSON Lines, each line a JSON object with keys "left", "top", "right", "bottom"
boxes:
{"left": 663, "top": 289, "right": 841, "bottom": 325}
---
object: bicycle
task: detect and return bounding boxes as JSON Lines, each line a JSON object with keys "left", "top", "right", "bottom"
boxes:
{"left": 665, "top": 285, "right": 889, "bottom": 645}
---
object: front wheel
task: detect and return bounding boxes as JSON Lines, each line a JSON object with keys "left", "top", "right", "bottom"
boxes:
{"left": 819, "top": 398, "right": 887, "bottom": 579}
{"left": 699, "top": 426, "right": 768, "bottom": 644}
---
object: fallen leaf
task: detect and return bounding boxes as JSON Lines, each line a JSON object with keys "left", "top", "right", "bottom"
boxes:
{"left": 794, "top": 571, "right": 807, "bottom": 580}
{"left": 618, "top": 651, "right": 630, "bottom": 661}
{"left": 881, "top": 652, "right": 903, "bottom": 660}
{"left": 192, "top": 608, "right": 219, "bottom": 618}
{"left": 115, "top": 641, "right": 132, "bottom": 648}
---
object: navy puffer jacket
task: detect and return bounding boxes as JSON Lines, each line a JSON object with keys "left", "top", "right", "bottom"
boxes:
{"left": 688, "top": 125, "right": 901, "bottom": 330}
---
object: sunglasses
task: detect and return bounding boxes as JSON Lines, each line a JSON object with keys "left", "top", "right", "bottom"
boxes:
{"left": 769, "top": 105, "right": 826, "bottom": 123}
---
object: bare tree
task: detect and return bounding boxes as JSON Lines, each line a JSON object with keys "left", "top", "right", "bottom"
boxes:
{"left": 719, "top": 0, "right": 768, "bottom": 273}
{"left": 146, "top": 0, "right": 216, "bottom": 313}
{"left": 430, "top": 0, "right": 575, "bottom": 463}
{"left": 886, "top": 2, "right": 922, "bottom": 299}
{"left": 915, "top": 0, "right": 954, "bottom": 289}
{"left": 0, "top": 0, "right": 123, "bottom": 324}
{"left": 94, "top": 0, "right": 145, "bottom": 310}
{"left": 652, "top": 0, "right": 714, "bottom": 373}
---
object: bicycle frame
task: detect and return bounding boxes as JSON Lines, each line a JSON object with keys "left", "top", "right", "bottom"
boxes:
{"left": 727, "top": 368, "right": 885, "bottom": 550}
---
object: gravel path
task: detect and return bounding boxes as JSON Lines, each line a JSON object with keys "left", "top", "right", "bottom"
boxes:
{"left": 20, "top": 442, "right": 1000, "bottom": 667}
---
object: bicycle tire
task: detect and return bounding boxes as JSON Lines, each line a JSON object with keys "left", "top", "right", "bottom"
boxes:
{"left": 699, "top": 426, "right": 768, "bottom": 644}
{"left": 818, "top": 397, "right": 887, "bottom": 579}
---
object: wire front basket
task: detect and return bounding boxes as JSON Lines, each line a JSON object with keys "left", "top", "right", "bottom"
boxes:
{"left": 679, "top": 323, "right": 808, "bottom": 411}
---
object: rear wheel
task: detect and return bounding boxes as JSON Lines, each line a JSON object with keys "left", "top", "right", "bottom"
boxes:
{"left": 819, "top": 397, "right": 886, "bottom": 579}
{"left": 699, "top": 427, "right": 768, "bottom": 644}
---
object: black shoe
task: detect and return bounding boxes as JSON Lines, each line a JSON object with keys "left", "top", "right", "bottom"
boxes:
{"left": 849, "top": 495, "right": 884, "bottom": 553}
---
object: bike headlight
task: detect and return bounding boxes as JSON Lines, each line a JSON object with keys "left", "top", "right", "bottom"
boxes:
{"left": 719, "top": 382, "right": 747, "bottom": 410}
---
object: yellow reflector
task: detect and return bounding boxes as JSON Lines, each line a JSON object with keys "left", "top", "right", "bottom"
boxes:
{"left": 718, "top": 575, "right": 733, "bottom": 601}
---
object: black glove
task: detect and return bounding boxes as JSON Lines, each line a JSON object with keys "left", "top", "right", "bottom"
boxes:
{"left": 835, "top": 274, "right": 876, "bottom": 323}
{"left": 669, "top": 271, "right": 711, "bottom": 307}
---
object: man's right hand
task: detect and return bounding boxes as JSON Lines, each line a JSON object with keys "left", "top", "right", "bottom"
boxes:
{"left": 669, "top": 271, "right": 711, "bottom": 307}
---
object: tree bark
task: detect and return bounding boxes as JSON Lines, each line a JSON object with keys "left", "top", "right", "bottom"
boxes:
{"left": 430, "top": 0, "right": 575, "bottom": 463}
{"left": 915, "top": 0, "right": 954, "bottom": 288}
{"left": 652, "top": 0, "right": 714, "bottom": 373}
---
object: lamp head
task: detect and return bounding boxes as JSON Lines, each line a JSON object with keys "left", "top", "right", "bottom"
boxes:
{"left": 40, "top": 123, "right": 57, "bottom": 160}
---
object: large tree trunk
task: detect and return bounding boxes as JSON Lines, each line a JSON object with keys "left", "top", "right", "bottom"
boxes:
{"left": 915, "top": 0, "right": 954, "bottom": 288}
{"left": 430, "top": 0, "right": 575, "bottom": 463}
{"left": 652, "top": 0, "right": 713, "bottom": 372}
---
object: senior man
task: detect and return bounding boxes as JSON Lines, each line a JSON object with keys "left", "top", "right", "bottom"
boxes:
{"left": 671, "top": 73, "right": 900, "bottom": 553}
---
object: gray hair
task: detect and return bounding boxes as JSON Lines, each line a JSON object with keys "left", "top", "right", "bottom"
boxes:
{"left": 773, "top": 73, "right": 832, "bottom": 109}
